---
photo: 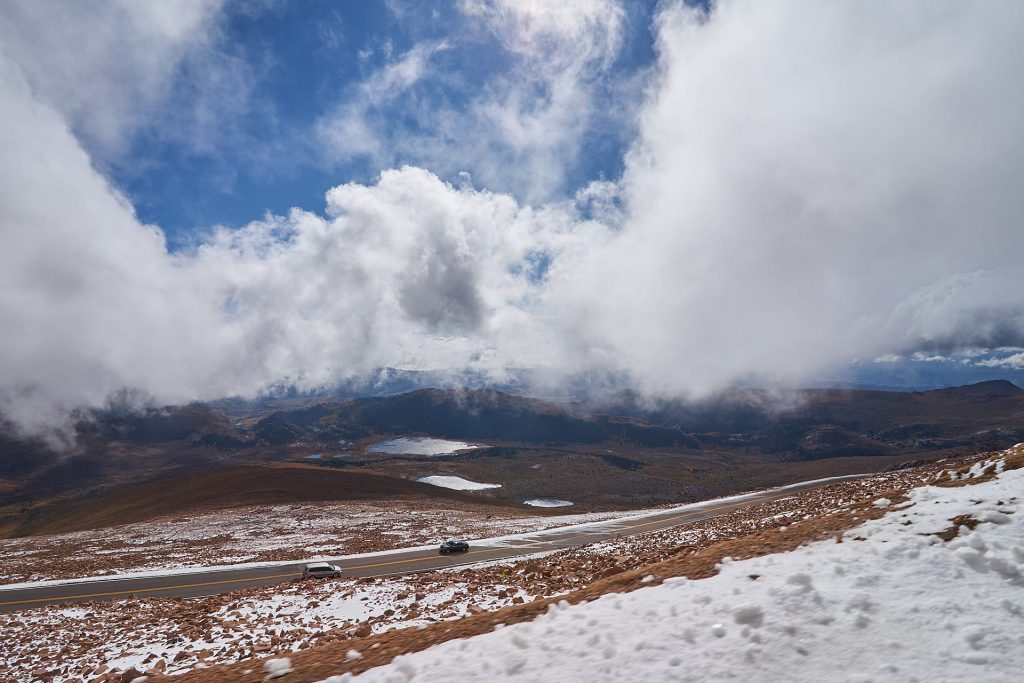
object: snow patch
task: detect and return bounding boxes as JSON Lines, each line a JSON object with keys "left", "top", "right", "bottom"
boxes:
{"left": 416, "top": 476, "right": 501, "bottom": 491}
{"left": 523, "top": 498, "right": 573, "bottom": 508}
{"left": 264, "top": 658, "right": 293, "bottom": 680}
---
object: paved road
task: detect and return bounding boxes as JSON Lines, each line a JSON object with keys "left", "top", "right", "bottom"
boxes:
{"left": 0, "top": 475, "right": 865, "bottom": 613}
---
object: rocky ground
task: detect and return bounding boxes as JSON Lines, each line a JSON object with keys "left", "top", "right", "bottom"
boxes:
{"left": 0, "top": 502, "right": 633, "bottom": 585}
{"left": 3, "top": 448, "right": 1009, "bottom": 683}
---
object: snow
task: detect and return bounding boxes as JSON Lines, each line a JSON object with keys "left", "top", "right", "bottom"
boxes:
{"left": 317, "top": 459, "right": 1024, "bottom": 683}
{"left": 264, "top": 658, "right": 293, "bottom": 680}
{"left": 523, "top": 498, "right": 573, "bottom": 508}
{"left": 0, "top": 471, "right": 870, "bottom": 587}
{"left": 416, "top": 476, "right": 501, "bottom": 491}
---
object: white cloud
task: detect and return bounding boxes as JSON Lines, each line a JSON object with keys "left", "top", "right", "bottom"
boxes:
{"left": 317, "top": 41, "right": 450, "bottom": 163}
{"left": 911, "top": 352, "right": 949, "bottom": 363}
{"left": 3, "top": 0, "right": 1024, "bottom": 443}
{"left": 318, "top": 0, "right": 629, "bottom": 202}
{"left": 0, "top": 0, "right": 230, "bottom": 157}
{"left": 547, "top": 0, "right": 1024, "bottom": 395}
{"left": 0, "top": 38, "right": 601, "bottom": 441}
{"left": 977, "top": 351, "right": 1024, "bottom": 370}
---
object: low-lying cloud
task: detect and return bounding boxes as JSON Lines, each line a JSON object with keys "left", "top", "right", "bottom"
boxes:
{"left": 2, "top": 0, "right": 1024, "bottom": 443}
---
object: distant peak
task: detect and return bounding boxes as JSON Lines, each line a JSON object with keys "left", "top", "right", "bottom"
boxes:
{"left": 932, "top": 379, "right": 1022, "bottom": 395}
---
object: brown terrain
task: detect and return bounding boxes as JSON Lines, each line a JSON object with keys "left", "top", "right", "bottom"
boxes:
{"left": 11, "top": 465, "right": 528, "bottom": 537}
{"left": 3, "top": 380, "right": 1022, "bottom": 543}
{"left": 3, "top": 446, "right": 1019, "bottom": 683}
{"left": 163, "top": 448, "right": 1024, "bottom": 683}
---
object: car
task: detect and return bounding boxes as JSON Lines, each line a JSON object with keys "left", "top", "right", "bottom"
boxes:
{"left": 439, "top": 540, "right": 470, "bottom": 555}
{"left": 302, "top": 562, "right": 342, "bottom": 579}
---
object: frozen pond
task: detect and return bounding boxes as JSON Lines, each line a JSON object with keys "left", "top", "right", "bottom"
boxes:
{"left": 416, "top": 476, "right": 501, "bottom": 491}
{"left": 523, "top": 498, "right": 574, "bottom": 508}
{"left": 368, "top": 437, "right": 482, "bottom": 456}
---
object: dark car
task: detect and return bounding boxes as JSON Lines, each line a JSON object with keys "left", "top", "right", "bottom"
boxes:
{"left": 302, "top": 562, "right": 342, "bottom": 579}
{"left": 439, "top": 540, "right": 470, "bottom": 555}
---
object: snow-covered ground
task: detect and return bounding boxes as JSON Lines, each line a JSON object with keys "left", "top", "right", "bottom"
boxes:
{"left": 3, "top": 454, "right": 1013, "bottom": 682}
{"left": 0, "top": 476, "right": 886, "bottom": 680}
{"left": 0, "top": 471, "right": 876, "bottom": 586}
{"left": 0, "top": 502, "right": 633, "bottom": 584}
{"left": 314, "top": 450, "right": 1024, "bottom": 683}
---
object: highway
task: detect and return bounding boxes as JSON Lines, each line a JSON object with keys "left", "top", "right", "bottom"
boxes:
{"left": 0, "top": 474, "right": 864, "bottom": 612}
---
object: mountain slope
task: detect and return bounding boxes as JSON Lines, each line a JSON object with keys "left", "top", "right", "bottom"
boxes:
{"left": 13, "top": 465, "right": 515, "bottom": 536}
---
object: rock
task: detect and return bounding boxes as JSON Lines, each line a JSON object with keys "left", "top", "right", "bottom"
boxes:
{"left": 353, "top": 623, "right": 372, "bottom": 638}
{"left": 118, "top": 669, "right": 143, "bottom": 683}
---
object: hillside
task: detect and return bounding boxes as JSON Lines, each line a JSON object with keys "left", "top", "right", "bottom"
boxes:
{"left": 4, "top": 381, "right": 1023, "bottom": 537}
{"left": 254, "top": 388, "right": 696, "bottom": 448}
{"left": 11, "top": 465, "right": 521, "bottom": 537}
{"left": 295, "top": 447, "right": 1024, "bottom": 683}
{"left": 6, "top": 446, "right": 1018, "bottom": 682}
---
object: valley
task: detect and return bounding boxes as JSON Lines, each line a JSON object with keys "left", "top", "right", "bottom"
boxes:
{"left": 3, "top": 381, "right": 1022, "bottom": 541}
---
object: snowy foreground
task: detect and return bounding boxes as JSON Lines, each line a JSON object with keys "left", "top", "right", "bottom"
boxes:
{"left": 316, "top": 457, "right": 1024, "bottom": 682}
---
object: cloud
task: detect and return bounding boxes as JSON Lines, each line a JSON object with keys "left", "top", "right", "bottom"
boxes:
{"left": 0, "top": 42, "right": 600, "bottom": 442}
{"left": 317, "top": 0, "right": 630, "bottom": 202}
{"left": 0, "top": 0, "right": 230, "bottom": 157}
{"left": 977, "top": 351, "right": 1024, "bottom": 370}
{"left": 3, "top": 0, "right": 1024, "bottom": 443}
{"left": 317, "top": 41, "right": 450, "bottom": 163}
{"left": 547, "top": 0, "right": 1024, "bottom": 396}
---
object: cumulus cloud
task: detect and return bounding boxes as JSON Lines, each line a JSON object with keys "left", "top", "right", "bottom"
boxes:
{"left": 0, "top": 36, "right": 603, "bottom": 441}
{"left": 549, "top": 0, "right": 1024, "bottom": 395}
{"left": 977, "top": 351, "right": 1024, "bottom": 371}
{"left": 2, "top": 0, "right": 1024, "bottom": 443}
{"left": 0, "top": 0, "right": 230, "bottom": 157}
{"left": 318, "top": 0, "right": 630, "bottom": 202}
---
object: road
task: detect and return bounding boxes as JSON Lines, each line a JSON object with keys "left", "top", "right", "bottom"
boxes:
{"left": 0, "top": 474, "right": 865, "bottom": 613}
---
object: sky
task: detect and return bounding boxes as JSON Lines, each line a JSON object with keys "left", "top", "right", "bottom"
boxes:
{"left": 1, "top": 0, "right": 1024, "bottom": 442}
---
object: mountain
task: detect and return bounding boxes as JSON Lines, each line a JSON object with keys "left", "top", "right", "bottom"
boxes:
{"left": 584, "top": 380, "right": 1024, "bottom": 454}
{"left": 3, "top": 381, "right": 1023, "bottom": 533}
{"left": 0, "top": 404, "right": 253, "bottom": 512}
{"left": 258, "top": 388, "right": 698, "bottom": 447}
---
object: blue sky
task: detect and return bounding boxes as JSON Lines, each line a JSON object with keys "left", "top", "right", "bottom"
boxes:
{"left": 98, "top": 0, "right": 658, "bottom": 246}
